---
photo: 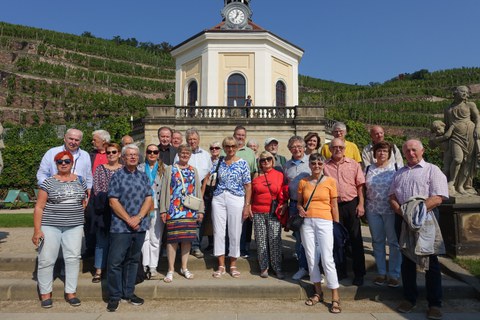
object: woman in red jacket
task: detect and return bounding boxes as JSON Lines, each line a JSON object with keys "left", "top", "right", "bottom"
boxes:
{"left": 251, "top": 151, "right": 287, "bottom": 279}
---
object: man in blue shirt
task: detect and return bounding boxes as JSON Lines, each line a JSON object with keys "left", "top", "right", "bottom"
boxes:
{"left": 106, "top": 144, "right": 153, "bottom": 312}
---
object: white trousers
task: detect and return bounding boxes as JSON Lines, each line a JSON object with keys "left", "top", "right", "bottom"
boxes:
{"left": 212, "top": 191, "right": 244, "bottom": 258}
{"left": 142, "top": 209, "right": 164, "bottom": 269}
{"left": 300, "top": 218, "right": 339, "bottom": 289}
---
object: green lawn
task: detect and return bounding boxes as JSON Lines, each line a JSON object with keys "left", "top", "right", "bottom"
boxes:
{"left": 454, "top": 258, "right": 480, "bottom": 280}
{"left": 0, "top": 214, "right": 33, "bottom": 227}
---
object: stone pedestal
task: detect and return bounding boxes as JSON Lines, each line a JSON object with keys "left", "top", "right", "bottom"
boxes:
{"left": 439, "top": 196, "right": 480, "bottom": 258}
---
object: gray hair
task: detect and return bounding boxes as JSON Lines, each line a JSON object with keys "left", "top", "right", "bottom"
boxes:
{"left": 210, "top": 141, "right": 221, "bottom": 148}
{"left": 177, "top": 144, "right": 193, "bottom": 155}
{"left": 65, "top": 128, "right": 83, "bottom": 140}
{"left": 121, "top": 144, "right": 139, "bottom": 157}
{"left": 185, "top": 127, "right": 200, "bottom": 139}
{"left": 92, "top": 129, "right": 111, "bottom": 143}
{"left": 247, "top": 139, "right": 258, "bottom": 147}
{"left": 287, "top": 136, "right": 305, "bottom": 149}
{"left": 332, "top": 122, "right": 347, "bottom": 132}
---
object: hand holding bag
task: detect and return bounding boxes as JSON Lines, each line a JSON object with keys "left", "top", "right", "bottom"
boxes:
{"left": 264, "top": 171, "right": 279, "bottom": 218}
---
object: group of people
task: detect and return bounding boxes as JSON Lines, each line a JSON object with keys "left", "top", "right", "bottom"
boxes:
{"left": 30, "top": 122, "right": 449, "bottom": 319}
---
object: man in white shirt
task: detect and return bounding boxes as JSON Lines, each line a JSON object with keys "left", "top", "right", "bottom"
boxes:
{"left": 362, "top": 125, "right": 403, "bottom": 168}
{"left": 37, "top": 128, "right": 92, "bottom": 190}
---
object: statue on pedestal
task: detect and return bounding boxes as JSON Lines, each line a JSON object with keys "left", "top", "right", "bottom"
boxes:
{"left": 435, "top": 86, "right": 480, "bottom": 196}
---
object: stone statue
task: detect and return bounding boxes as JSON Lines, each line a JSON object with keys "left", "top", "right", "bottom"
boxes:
{"left": 442, "top": 85, "right": 480, "bottom": 196}
{"left": 0, "top": 122, "right": 4, "bottom": 175}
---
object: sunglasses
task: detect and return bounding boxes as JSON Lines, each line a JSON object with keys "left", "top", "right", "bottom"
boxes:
{"left": 310, "top": 161, "right": 324, "bottom": 166}
{"left": 106, "top": 150, "right": 118, "bottom": 155}
{"left": 146, "top": 150, "right": 159, "bottom": 155}
{"left": 56, "top": 159, "right": 72, "bottom": 165}
{"left": 210, "top": 147, "right": 221, "bottom": 151}
{"left": 259, "top": 157, "right": 273, "bottom": 163}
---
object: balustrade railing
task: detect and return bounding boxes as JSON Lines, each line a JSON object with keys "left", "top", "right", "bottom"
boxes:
{"left": 174, "top": 106, "right": 296, "bottom": 119}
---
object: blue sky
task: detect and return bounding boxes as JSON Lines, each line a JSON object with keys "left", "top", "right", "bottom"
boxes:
{"left": 1, "top": 0, "right": 479, "bottom": 85}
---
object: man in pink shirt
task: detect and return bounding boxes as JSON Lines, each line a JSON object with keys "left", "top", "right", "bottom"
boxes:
{"left": 323, "top": 138, "right": 366, "bottom": 286}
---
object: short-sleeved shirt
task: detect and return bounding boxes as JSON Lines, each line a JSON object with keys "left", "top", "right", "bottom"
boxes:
{"left": 213, "top": 159, "right": 251, "bottom": 197}
{"left": 388, "top": 159, "right": 448, "bottom": 205}
{"left": 365, "top": 163, "right": 396, "bottom": 215}
{"left": 298, "top": 176, "right": 337, "bottom": 220}
{"left": 41, "top": 176, "right": 87, "bottom": 227}
{"left": 323, "top": 156, "right": 365, "bottom": 202}
{"left": 108, "top": 167, "right": 152, "bottom": 233}
{"left": 320, "top": 140, "right": 362, "bottom": 162}
{"left": 283, "top": 154, "right": 311, "bottom": 201}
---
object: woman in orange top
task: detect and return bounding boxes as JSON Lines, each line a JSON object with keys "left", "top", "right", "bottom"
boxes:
{"left": 297, "top": 153, "right": 341, "bottom": 314}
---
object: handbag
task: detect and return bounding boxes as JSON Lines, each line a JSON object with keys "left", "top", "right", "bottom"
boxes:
{"left": 264, "top": 171, "right": 279, "bottom": 218}
{"left": 204, "top": 156, "right": 224, "bottom": 202}
{"left": 176, "top": 165, "right": 203, "bottom": 211}
{"left": 287, "top": 175, "right": 324, "bottom": 232}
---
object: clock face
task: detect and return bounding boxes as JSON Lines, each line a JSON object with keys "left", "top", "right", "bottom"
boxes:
{"left": 228, "top": 8, "right": 246, "bottom": 25}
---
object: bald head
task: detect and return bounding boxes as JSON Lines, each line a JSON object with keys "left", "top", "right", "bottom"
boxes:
{"left": 369, "top": 125, "right": 385, "bottom": 144}
{"left": 329, "top": 138, "right": 346, "bottom": 161}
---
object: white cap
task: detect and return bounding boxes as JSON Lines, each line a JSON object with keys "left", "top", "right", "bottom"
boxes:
{"left": 264, "top": 137, "right": 278, "bottom": 146}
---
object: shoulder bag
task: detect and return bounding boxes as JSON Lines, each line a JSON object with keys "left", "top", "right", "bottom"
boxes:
{"left": 176, "top": 165, "right": 203, "bottom": 211}
{"left": 288, "top": 175, "right": 324, "bottom": 232}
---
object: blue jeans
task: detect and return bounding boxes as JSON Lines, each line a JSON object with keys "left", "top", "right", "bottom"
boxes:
{"left": 367, "top": 213, "right": 401, "bottom": 279}
{"left": 107, "top": 232, "right": 145, "bottom": 301}
{"left": 37, "top": 225, "right": 83, "bottom": 294}
{"left": 94, "top": 229, "right": 109, "bottom": 270}
{"left": 289, "top": 200, "right": 308, "bottom": 270}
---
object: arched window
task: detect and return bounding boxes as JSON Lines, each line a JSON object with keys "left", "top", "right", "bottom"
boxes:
{"left": 276, "top": 81, "right": 286, "bottom": 106}
{"left": 227, "top": 73, "right": 246, "bottom": 106}
{"left": 187, "top": 81, "right": 198, "bottom": 106}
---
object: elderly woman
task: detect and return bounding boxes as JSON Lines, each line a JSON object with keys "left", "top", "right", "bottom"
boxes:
{"left": 32, "top": 151, "right": 88, "bottom": 308}
{"left": 297, "top": 153, "right": 341, "bottom": 314}
{"left": 90, "top": 143, "right": 123, "bottom": 283}
{"left": 138, "top": 144, "right": 166, "bottom": 280}
{"left": 251, "top": 151, "right": 287, "bottom": 279}
{"left": 209, "top": 141, "right": 222, "bottom": 166}
{"left": 211, "top": 137, "right": 252, "bottom": 278}
{"left": 365, "top": 141, "right": 401, "bottom": 287}
{"left": 160, "top": 144, "right": 204, "bottom": 282}
{"left": 304, "top": 132, "right": 321, "bottom": 156}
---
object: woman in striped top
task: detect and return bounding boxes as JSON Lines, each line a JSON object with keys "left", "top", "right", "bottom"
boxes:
{"left": 32, "top": 151, "right": 88, "bottom": 309}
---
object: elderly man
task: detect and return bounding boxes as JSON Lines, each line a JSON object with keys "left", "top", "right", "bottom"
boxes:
{"left": 320, "top": 122, "right": 362, "bottom": 162}
{"left": 323, "top": 138, "right": 366, "bottom": 286}
{"left": 171, "top": 130, "right": 183, "bottom": 148}
{"left": 283, "top": 136, "right": 310, "bottom": 280}
{"left": 389, "top": 139, "right": 448, "bottom": 319}
{"left": 362, "top": 125, "right": 403, "bottom": 168}
{"left": 157, "top": 126, "right": 177, "bottom": 165}
{"left": 247, "top": 139, "right": 259, "bottom": 159}
{"left": 37, "top": 128, "right": 93, "bottom": 190}
{"left": 91, "top": 129, "right": 111, "bottom": 174}
{"left": 265, "top": 137, "right": 287, "bottom": 172}
{"left": 106, "top": 144, "right": 153, "bottom": 312}
{"left": 231, "top": 125, "right": 257, "bottom": 258}
{"left": 181, "top": 127, "right": 212, "bottom": 258}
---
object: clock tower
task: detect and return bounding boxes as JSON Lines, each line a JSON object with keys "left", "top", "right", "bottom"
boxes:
{"left": 221, "top": 0, "right": 253, "bottom": 30}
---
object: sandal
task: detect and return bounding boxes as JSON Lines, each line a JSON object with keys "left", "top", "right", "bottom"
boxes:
{"left": 305, "top": 292, "right": 324, "bottom": 306}
{"left": 212, "top": 266, "right": 226, "bottom": 278}
{"left": 180, "top": 268, "right": 194, "bottom": 279}
{"left": 92, "top": 273, "right": 102, "bottom": 283}
{"left": 230, "top": 266, "right": 241, "bottom": 278}
{"left": 163, "top": 271, "right": 174, "bottom": 283}
{"left": 329, "top": 300, "right": 342, "bottom": 314}
{"left": 260, "top": 269, "right": 269, "bottom": 278}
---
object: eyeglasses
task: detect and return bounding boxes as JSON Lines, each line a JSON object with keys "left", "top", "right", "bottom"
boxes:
{"left": 224, "top": 145, "right": 236, "bottom": 149}
{"left": 331, "top": 146, "right": 345, "bottom": 150}
{"left": 310, "top": 161, "right": 324, "bottom": 166}
{"left": 210, "top": 147, "right": 221, "bottom": 151}
{"left": 259, "top": 157, "right": 273, "bottom": 163}
{"left": 106, "top": 150, "right": 118, "bottom": 155}
{"left": 289, "top": 145, "right": 303, "bottom": 150}
{"left": 56, "top": 159, "right": 72, "bottom": 165}
{"left": 146, "top": 150, "right": 159, "bottom": 155}
{"left": 125, "top": 154, "right": 138, "bottom": 158}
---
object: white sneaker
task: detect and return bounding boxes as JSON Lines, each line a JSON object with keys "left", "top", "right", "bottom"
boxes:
{"left": 292, "top": 268, "right": 308, "bottom": 280}
{"left": 149, "top": 270, "right": 162, "bottom": 280}
{"left": 320, "top": 274, "right": 325, "bottom": 284}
